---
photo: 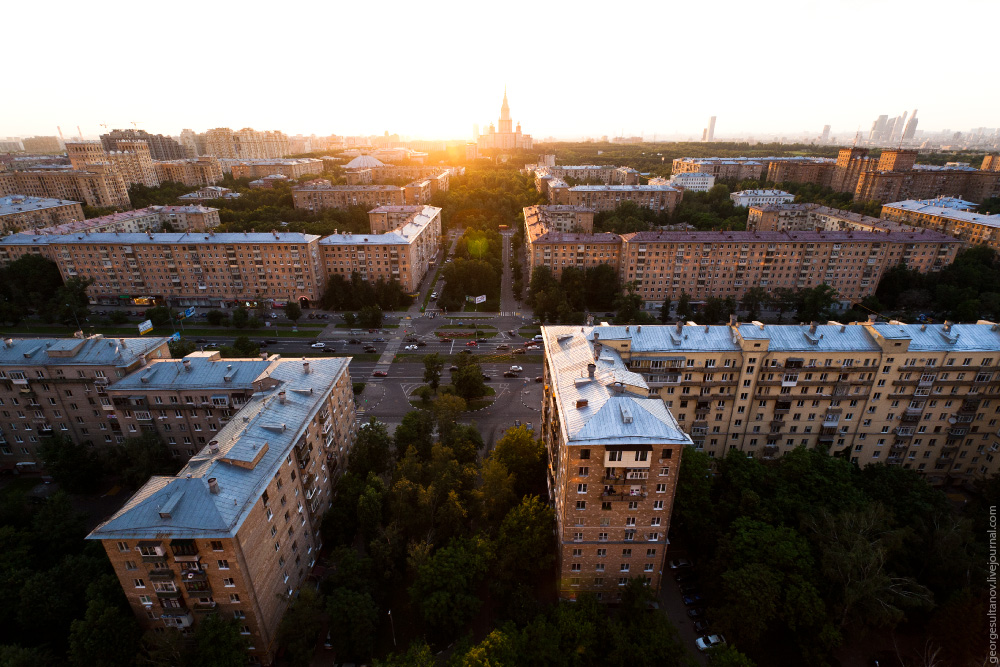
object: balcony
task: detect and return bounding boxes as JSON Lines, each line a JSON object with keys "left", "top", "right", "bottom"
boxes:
{"left": 822, "top": 417, "right": 840, "bottom": 428}
{"left": 149, "top": 568, "right": 175, "bottom": 581}
{"left": 602, "top": 492, "right": 647, "bottom": 502}
{"left": 948, "top": 428, "right": 968, "bottom": 438}
{"left": 155, "top": 589, "right": 182, "bottom": 599}
{"left": 192, "top": 602, "right": 217, "bottom": 613}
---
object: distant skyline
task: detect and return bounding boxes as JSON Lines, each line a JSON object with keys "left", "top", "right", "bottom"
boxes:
{"left": 3, "top": 0, "right": 998, "bottom": 141}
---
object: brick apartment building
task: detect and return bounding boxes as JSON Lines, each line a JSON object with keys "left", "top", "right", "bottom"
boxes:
{"left": 68, "top": 140, "right": 159, "bottom": 188}
{"left": 0, "top": 163, "right": 131, "bottom": 209}
{"left": 0, "top": 195, "right": 84, "bottom": 233}
{"left": 88, "top": 357, "right": 357, "bottom": 665}
{"left": 540, "top": 325, "right": 693, "bottom": 600}
{"left": 566, "top": 184, "right": 682, "bottom": 214}
{"left": 229, "top": 159, "right": 323, "bottom": 180}
{"left": 318, "top": 205, "right": 442, "bottom": 293}
{"left": 0, "top": 335, "right": 171, "bottom": 471}
{"left": 203, "top": 128, "right": 290, "bottom": 160}
{"left": 546, "top": 321, "right": 1000, "bottom": 488}
{"left": 291, "top": 184, "right": 405, "bottom": 211}
{"left": 880, "top": 198, "right": 1000, "bottom": 252}
{"left": 153, "top": 157, "right": 225, "bottom": 187}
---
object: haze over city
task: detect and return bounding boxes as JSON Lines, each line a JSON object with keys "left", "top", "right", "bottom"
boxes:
{"left": 3, "top": 0, "right": 998, "bottom": 141}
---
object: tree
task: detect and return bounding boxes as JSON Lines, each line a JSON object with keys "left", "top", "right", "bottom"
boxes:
{"left": 349, "top": 419, "right": 393, "bottom": 478}
{"left": 359, "top": 304, "right": 384, "bottom": 329}
{"left": 769, "top": 287, "right": 798, "bottom": 321}
{"left": 796, "top": 283, "right": 838, "bottom": 323}
{"left": 373, "top": 641, "right": 436, "bottom": 667}
{"left": 284, "top": 301, "right": 302, "bottom": 323}
{"left": 708, "top": 646, "right": 758, "bottom": 667}
{"left": 205, "top": 309, "right": 228, "bottom": 326}
{"left": 433, "top": 394, "right": 467, "bottom": 440}
{"left": 677, "top": 291, "right": 692, "bottom": 319}
{"left": 144, "top": 305, "right": 173, "bottom": 327}
{"left": 490, "top": 426, "right": 546, "bottom": 498}
{"left": 357, "top": 476, "right": 386, "bottom": 541}
{"left": 108, "top": 310, "right": 129, "bottom": 325}
{"left": 658, "top": 296, "right": 672, "bottom": 323}
{"left": 394, "top": 410, "right": 435, "bottom": 461}
{"left": 276, "top": 587, "right": 324, "bottom": 667}
{"left": 105, "top": 432, "right": 177, "bottom": 488}
{"left": 740, "top": 286, "right": 768, "bottom": 320}
{"left": 408, "top": 536, "right": 491, "bottom": 635}
{"left": 220, "top": 335, "right": 259, "bottom": 358}
{"left": 68, "top": 597, "right": 140, "bottom": 667}
{"left": 183, "top": 614, "right": 247, "bottom": 667}
{"left": 477, "top": 458, "right": 517, "bottom": 527}
{"left": 231, "top": 307, "right": 249, "bottom": 328}
{"left": 167, "top": 338, "right": 196, "bottom": 358}
{"left": 37, "top": 434, "right": 102, "bottom": 494}
{"left": 423, "top": 353, "right": 444, "bottom": 393}
{"left": 452, "top": 362, "right": 486, "bottom": 401}
{"left": 326, "top": 587, "right": 379, "bottom": 660}
{"left": 493, "top": 496, "right": 555, "bottom": 593}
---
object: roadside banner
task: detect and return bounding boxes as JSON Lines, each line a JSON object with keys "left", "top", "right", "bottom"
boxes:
{"left": 475, "top": 295, "right": 486, "bottom": 304}
{"left": 184, "top": 307, "right": 195, "bottom": 318}
{"left": 170, "top": 332, "right": 181, "bottom": 342}
{"left": 138, "top": 320, "right": 153, "bottom": 335}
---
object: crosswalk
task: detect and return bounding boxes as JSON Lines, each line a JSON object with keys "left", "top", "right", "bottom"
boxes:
{"left": 499, "top": 312, "right": 519, "bottom": 317}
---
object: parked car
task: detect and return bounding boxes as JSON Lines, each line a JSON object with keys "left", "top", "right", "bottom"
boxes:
{"left": 669, "top": 558, "right": 693, "bottom": 569}
{"left": 416, "top": 341, "right": 427, "bottom": 347}
{"left": 481, "top": 374, "right": 492, "bottom": 381}
{"left": 686, "top": 607, "right": 705, "bottom": 619}
{"left": 204, "top": 343, "right": 218, "bottom": 349}
{"left": 405, "top": 336, "right": 418, "bottom": 342}
{"left": 310, "top": 343, "right": 326, "bottom": 349}
{"left": 507, "top": 330, "right": 516, "bottom": 336}
{"left": 510, "top": 365, "right": 523, "bottom": 372}
{"left": 682, "top": 593, "right": 704, "bottom": 606}
{"left": 449, "top": 365, "right": 459, "bottom": 372}
{"left": 695, "top": 635, "right": 726, "bottom": 652}
{"left": 259, "top": 340, "right": 268, "bottom": 347}
{"left": 693, "top": 620, "right": 709, "bottom": 634}
{"left": 372, "top": 370, "right": 388, "bottom": 377}
{"left": 430, "top": 292, "right": 438, "bottom": 299}
{"left": 195, "top": 338, "right": 208, "bottom": 343}
{"left": 675, "top": 572, "right": 699, "bottom": 584}
{"left": 308, "top": 313, "right": 315, "bottom": 319}
{"left": 269, "top": 313, "right": 278, "bottom": 319}
{"left": 373, "top": 337, "right": 386, "bottom": 342}
{"left": 476, "top": 337, "right": 488, "bottom": 343}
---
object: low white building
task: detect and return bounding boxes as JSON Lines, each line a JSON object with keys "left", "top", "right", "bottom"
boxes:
{"left": 730, "top": 189, "right": 795, "bottom": 207}
{"left": 653, "top": 172, "right": 716, "bottom": 192}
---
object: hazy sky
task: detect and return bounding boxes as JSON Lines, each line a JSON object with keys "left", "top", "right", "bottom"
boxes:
{"left": 4, "top": 0, "right": 997, "bottom": 141}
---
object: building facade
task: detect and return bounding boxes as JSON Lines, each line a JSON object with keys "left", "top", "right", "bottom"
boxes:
{"left": 564, "top": 321, "right": 1000, "bottom": 487}
{"left": 477, "top": 90, "right": 533, "bottom": 151}
{"left": 0, "top": 232, "right": 324, "bottom": 308}
{"left": 0, "top": 195, "right": 84, "bottom": 233}
{"left": 88, "top": 357, "right": 357, "bottom": 665}
{"left": 540, "top": 325, "right": 692, "bottom": 600}
{"left": 729, "top": 189, "right": 794, "bottom": 207}
{"left": 880, "top": 198, "right": 1000, "bottom": 252}
{"left": 68, "top": 141, "right": 159, "bottom": 188}
{"left": 229, "top": 159, "right": 323, "bottom": 180}
{"left": 31, "top": 206, "right": 221, "bottom": 236}
{"left": 566, "top": 185, "right": 682, "bottom": 214}
{"left": 203, "top": 128, "right": 290, "bottom": 160}
{"left": 291, "top": 184, "right": 405, "bottom": 211}
{"left": 100, "top": 129, "right": 187, "bottom": 161}
{"left": 0, "top": 164, "right": 131, "bottom": 209}
{"left": 318, "top": 205, "right": 442, "bottom": 293}
{"left": 656, "top": 173, "right": 716, "bottom": 192}
{"left": 534, "top": 166, "right": 640, "bottom": 186}
{"left": 153, "top": 158, "right": 225, "bottom": 187}
{"left": 0, "top": 335, "right": 171, "bottom": 471}
{"left": 20, "top": 136, "right": 62, "bottom": 153}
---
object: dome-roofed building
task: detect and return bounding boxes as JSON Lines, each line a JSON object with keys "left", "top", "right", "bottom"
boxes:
{"left": 343, "top": 155, "right": 387, "bottom": 170}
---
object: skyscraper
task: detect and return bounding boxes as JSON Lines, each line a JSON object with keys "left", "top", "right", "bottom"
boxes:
{"left": 820, "top": 125, "right": 831, "bottom": 143}
{"left": 476, "top": 88, "right": 532, "bottom": 150}
{"left": 707, "top": 116, "right": 717, "bottom": 142}
{"left": 902, "top": 110, "right": 919, "bottom": 141}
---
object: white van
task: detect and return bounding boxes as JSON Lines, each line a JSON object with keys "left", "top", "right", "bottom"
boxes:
{"left": 533, "top": 334, "right": 543, "bottom": 342}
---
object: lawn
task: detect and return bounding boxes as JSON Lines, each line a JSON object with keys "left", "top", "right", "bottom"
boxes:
{"left": 406, "top": 384, "right": 496, "bottom": 410}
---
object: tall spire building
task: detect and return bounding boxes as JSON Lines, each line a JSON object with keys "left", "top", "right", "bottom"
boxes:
{"left": 477, "top": 88, "right": 533, "bottom": 151}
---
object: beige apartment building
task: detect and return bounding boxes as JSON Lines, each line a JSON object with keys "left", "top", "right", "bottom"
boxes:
{"left": 617, "top": 230, "right": 960, "bottom": 307}
{"left": 982, "top": 155, "right": 1000, "bottom": 172}
{"left": 540, "top": 326, "right": 693, "bottom": 600}
{"left": 0, "top": 164, "right": 131, "bottom": 209}
{"left": 21, "top": 136, "right": 62, "bottom": 153}
{"left": 204, "top": 128, "right": 290, "bottom": 160}
{"left": 0, "top": 231, "right": 324, "bottom": 308}
{"left": 68, "top": 140, "right": 159, "bottom": 188}
{"left": 154, "top": 157, "right": 225, "bottom": 187}
{"left": 31, "top": 206, "right": 221, "bottom": 236}
{"left": 523, "top": 205, "right": 618, "bottom": 282}
{"left": 567, "top": 320, "right": 1000, "bottom": 487}
{"left": 880, "top": 198, "right": 1000, "bottom": 252}
{"left": 291, "top": 184, "right": 405, "bottom": 212}
{"left": 88, "top": 357, "right": 357, "bottom": 666}
{"left": 534, "top": 165, "right": 640, "bottom": 186}
{"left": 0, "top": 195, "right": 84, "bottom": 233}
{"left": 229, "top": 159, "right": 323, "bottom": 180}
{"left": 671, "top": 157, "right": 768, "bottom": 181}
{"left": 747, "top": 202, "right": 923, "bottom": 234}
{"left": 566, "top": 185, "right": 682, "bottom": 215}
{"left": 0, "top": 335, "right": 171, "bottom": 471}
{"left": 318, "top": 205, "right": 442, "bottom": 293}
{"left": 524, "top": 205, "right": 595, "bottom": 234}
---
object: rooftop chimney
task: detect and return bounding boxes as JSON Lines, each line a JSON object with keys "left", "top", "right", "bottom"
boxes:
{"left": 675, "top": 321, "right": 683, "bottom": 334}
{"left": 303, "top": 361, "right": 310, "bottom": 374}
{"left": 208, "top": 477, "right": 220, "bottom": 494}
{"left": 278, "top": 390, "right": 286, "bottom": 404}
{"left": 809, "top": 322, "right": 817, "bottom": 334}
{"left": 183, "top": 359, "right": 191, "bottom": 371}
{"left": 943, "top": 320, "right": 952, "bottom": 332}
{"left": 587, "top": 363, "right": 596, "bottom": 378}
{"left": 209, "top": 440, "right": 220, "bottom": 454}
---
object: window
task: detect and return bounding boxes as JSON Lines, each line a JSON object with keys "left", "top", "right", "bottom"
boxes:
{"left": 139, "top": 595, "right": 152, "bottom": 606}
{"left": 646, "top": 548, "right": 657, "bottom": 557}
{"left": 656, "top": 484, "right": 666, "bottom": 493}
{"left": 607, "top": 450, "right": 623, "bottom": 462}
{"left": 217, "top": 560, "right": 230, "bottom": 570}
{"left": 598, "top": 532, "right": 608, "bottom": 542}
{"left": 117, "top": 541, "right": 129, "bottom": 552}
{"left": 229, "top": 594, "right": 240, "bottom": 603}
{"left": 210, "top": 540, "right": 224, "bottom": 551}
{"left": 133, "top": 579, "right": 145, "bottom": 588}
{"left": 223, "top": 578, "right": 235, "bottom": 587}
{"left": 620, "top": 563, "right": 630, "bottom": 572}
{"left": 233, "top": 610, "right": 246, "bottom": 620}
{"left": 576, "top": 500, "right": 586, "bottom": 510}
{"left": 577, "top": 483, "right": 588, "bottom": 494}
{"left": 596, "top": 548, "right": 606, "bottom": 557}
{"left": 579, "top": 449, "right": 590, "bottom": 460}
{"left": 650, "top": 517, "right": 661, "bottom": 526}
{"left": 658, "top": 467, "right": 670, "bottom": 476}
{"left": 124, "top": 560, "right": 137, "bottom": 571}
{"left": 578, "top": 466, "right": 589, "bottom": 476}
{"left": 653, "top": 500, "right": 664, "bottom": 510}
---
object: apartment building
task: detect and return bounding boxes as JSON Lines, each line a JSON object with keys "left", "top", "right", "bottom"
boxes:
{"left": 177, "top": 187, "right": 240, "bottom": 203}
{"left": 204, "top": 128, "right": 290, "bottom": 160}
{"left": 291, "top": 184, "right": 405, "bottom": 212}
{"left": 617, "top": 230, "right": 960, "bottom": 307}
{"left": 101, "top": 129, "right": 187, "bottom": 161}
{"left": 534, "top": 165, "right": 640, "bottom": 186}
{"left": 153, "top": 158, "right": 225, "bottom": 187}
{"left": 0, "top": 231, "right": 323, "bottom": 308}
{"left": 0, "top": 195, "right": 83, "bottom": 233}
{"left": 729, "top": 189, "right": 794, "bottom": 207}
{"left": 0, "top": 335, "right": 171, "bottom": 471}
{"left": 671, "top": 157, "right": 767, "bottom": 181}
{"left": 524, "top": 206, "right": 620, "bottom": 282}
{"left": 31, "top": 206, "right": 221, "bottom": 236}
{"left": 577, "top": 320, "right": 1000, "bottom": 486}
{"left": 68, "top": 140, "right": 159, "bottom": 188}
{"left": 318, "top": 205, "right": 441, "bottom": 293}
{"left": 88, "top": 357, "right": 357, "bottom": 665}
{"left": 567, "top": 184, "right": 682, "bottom": 214}
{"left": 105, "top": 352, "right": 279, "bottom": 458}
{"left": 983, "top": 155, "right": 1000, "bottom": 172}
{"left": 403, "top": 180, "right": 432, "bottom": 205}
{"left": 0, "top": 164, "right": 131, "bottom": 209}
{"left": 880, "top": 198, "right": 1000, "bottom": 252}
{"left": 747, "top": 202, "right": 923, "bottom": 235}
{"left": 248, "top": 175, "right": 289, "bottom": 189}
{"left": 229, "top": 159, "right": 323, "bottom": 180}
{"left": 540, "top": 325, "right": 693, "bottom": 600}
{"left": 21, "top": 136, "right": 62, "bottom": 153}
{"left": 651, "top": 173, "right": 716, "bottom": 193}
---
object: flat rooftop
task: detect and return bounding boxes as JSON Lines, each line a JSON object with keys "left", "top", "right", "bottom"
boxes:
{"left": 0, "top": 195, "right": 81, "bottom": 215}
{"left": 0, "top": 231, "right": 321, "bottom": 246}
{"left": 0, "top": 335, "right": 169, "bottom": 367}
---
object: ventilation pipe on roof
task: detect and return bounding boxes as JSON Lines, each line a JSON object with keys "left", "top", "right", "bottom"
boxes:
{"left": 208, "top": 477, "right": 220, "bottom": 494}
{"left": 183, "top": 359, "right": 191, "bottom": 371}
{"left": 587, "top": 363, "right": 596, "bottom": 378}
{"left": 278, "top": 391, "right": 286, "bottom": 404}
{"left": 209, "top": 440, "right": 219, "bottom": 454}
{"left": 809, "top": 322, "right": 818, "bottom": 334}
{"left": 303, "top": 361, "right": 310, "bottom": 374}
{"left": 675, "top": 321, "right": 683, "bottom": 334}
{"left": 943, "top": 320, "right": 952, "bottom": 332}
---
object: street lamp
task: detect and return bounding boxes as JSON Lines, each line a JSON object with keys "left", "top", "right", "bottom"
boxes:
{"left": 387, "top": 609, "right": 397, "bottom": 647}
{"left": 66, "top": 303, "right": 82, "bottom": 333}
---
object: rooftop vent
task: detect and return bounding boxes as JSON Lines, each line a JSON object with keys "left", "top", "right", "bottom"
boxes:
{"left": 209, "top": 440, "right": 220, "bottom": 454}
{"left": 183, "top": 359, "right": 191, "bottom": 371}
{"left": 303, "top": 361, "right": 310, "bottom": 374}
{"left": 619, "top": 403, "right": 633, "bottom": 424}
{"left": 278, "top": 390, "right": 286, "bottom": 404}
{"left": 576, "top": 399, "right": 589, "bottom": 409}
{"left": 207, "top": 478, "right": 220, "bottom": 494}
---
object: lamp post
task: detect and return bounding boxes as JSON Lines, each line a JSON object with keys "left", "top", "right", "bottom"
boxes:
{"left": 387, "top": 609, "right": 396, "bottom": 647}
{"left": 65, "top": 303, "right": 82, "bottom": 334}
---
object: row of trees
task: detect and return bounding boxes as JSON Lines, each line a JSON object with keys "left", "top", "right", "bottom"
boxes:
{"left": 320, "top": 272, "right": 414, "bottom": 312}
{"left": 0, "top": 255, "right": 91, "bottom": 327}
{"left": 527, "top": 264, "right": 620, "bottom": 323}
{"left": 438, "top": 228, "right": 504, "bottom": 312}
{"left": 673, "top": 447, "right": 991, "bottom": 665}
{"left": 431, "top": 168, "right": 544, "bottom": 232}
{"left": 876, "top": 246, "right": 1000, "bottom": 321}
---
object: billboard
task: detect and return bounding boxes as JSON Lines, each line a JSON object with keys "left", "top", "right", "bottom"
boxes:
{"left": 184, "top": 307, "right": 195, "bottom": 318}
{"left": 138, "top": 320, "right": 153, "bottom": 335}
{"left": 475, "top": 295, "right": 486, "bottom": 304}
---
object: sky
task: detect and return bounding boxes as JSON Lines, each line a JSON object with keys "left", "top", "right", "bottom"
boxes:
{"left": 3, "top": 0, "right": 997, "bottom": 142}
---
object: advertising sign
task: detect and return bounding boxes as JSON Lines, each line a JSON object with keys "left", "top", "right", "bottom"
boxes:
{"left": 138, "top": 320, "right": 153, "bottom": 335}
{"left": 475, "top": 295, "right": 486, "bottom": 304}
{"left": 184, "top": 307, "right": 196, "bottom": 318}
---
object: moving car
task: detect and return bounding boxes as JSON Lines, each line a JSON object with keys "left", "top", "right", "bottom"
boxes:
{"left": 535, "top": 376, "right": 544, "bottom": 383}
{"left": 481, "top": 374, "right": 492, "bottom": 381}
{"left": 195, "top": 338, "right": 208, "bottom": 343}
{"left": 363, "top": 346, "right": 377, "bottom": 353}
{"left": 476, "top": 337, "right": 488, "bottom": 343}
{"left": 512, "top": 348, "right": 526, "bottom": 355}
{"left": 495, "top": 344, "right": 510, "bottom": 350}
{"left": 416, "top": 341, "right": 427, "bottom": 347}
{"left": 372, "top": 370, "right": 388, "bottom": 377}
{"left": 373, "top": 337, "right": 386, "bottom": 342}
{"left": 265, "top": 339, "right": 278, "bottom": 345}
{"left": 695, "top": 635, "right": 726, "bottom": 652}
{"left": 449, "top": 365, "right": 459, "bottom": 372}
{"left": 510, "top": 365, "right": 523, "bottom": 372}
{"left": 310, "top": 343, "right": 326, "bottom": 349}
{"left": 466, "top": 341, "right": 478, "bottom": 347}
{"left": 440, "top": 337, "right": 452, "bottom": 343}
{"left": 347, "top": 338, "right": 361, "bottom": 344}
{"left": 405, "top": 336, "right": 418, "bottom": 342}
{"left": 404, "top": 345, "right": 418, "bottom": 350}
{"left": 503, "top": 371, "right": 519, "bottom": 378}
{"left": 430, "top": 292, "right": 438, "bottom": 299}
